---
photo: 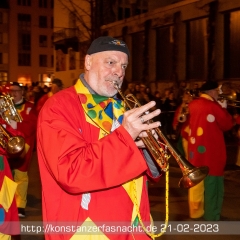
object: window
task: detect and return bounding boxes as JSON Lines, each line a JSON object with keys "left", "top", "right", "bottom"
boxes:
{"left": 39, "top": 35, "right": 47, "bottom": 47}
{"left": 39, "top": 16, "right": 47, "bottom": 28}
{"left": 186, "top": 18, "right": 207, "bottom": 80}
{"left": 224, "top": 10, "right": 240, "bottom": 78}
{"left": 39, "top": 0, "right": 47, "bottom": 8}
{"left": 0, "top": 72, "right": 8, "bottom": 81}
{"left": 132, "top": 32, "right": 144, "bottom": 81}
{"left": 51, "top": 55, "right": 53, "bottom": 67}
{"left": 18, "top": 53, "right": 31, "bottom": 66}
{"left": 18, "top": 0, "right": 31, "bottom": 6}
{"left": 39, "top": 55, "right": 47, "bottom": 67}
{"left": 156, "top": 26, "right": 173, "bottom": 81}
{"left": 20, "top": 34, "right": 31, "bottom": 50}
{"left": 18, "top": 14, "right": 31, "bottom": 30}
{"left": 51, "top": 17, "right": 53, "bottom": 28}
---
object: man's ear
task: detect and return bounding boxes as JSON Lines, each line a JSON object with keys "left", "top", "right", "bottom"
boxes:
{"left": 85, "top": 55, "right": 92, "bottom": 70}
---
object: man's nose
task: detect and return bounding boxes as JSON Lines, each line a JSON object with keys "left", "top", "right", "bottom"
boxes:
{"left": 113, "top": 65, "right": 124, "bottom": 78}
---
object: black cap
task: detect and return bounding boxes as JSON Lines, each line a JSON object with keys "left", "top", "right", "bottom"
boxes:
{"left": 200, "top": 81, "right": 219, "bottom": 91}
{"left": 52, "top": 78, "right": 63, "bottom": 88}
{"left": 87, "top": 36, "right": 130, "bottom": 57}
{"left": 10, "top": 82, "right": 22, "bottom": 88}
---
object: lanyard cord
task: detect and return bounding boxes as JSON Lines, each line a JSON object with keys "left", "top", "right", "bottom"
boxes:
{"left": 132, "top": 164, "right": 169, "bottom": 239}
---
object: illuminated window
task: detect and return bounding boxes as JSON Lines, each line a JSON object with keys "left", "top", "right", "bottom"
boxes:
{"left": 0, "top": 72, "right": 8, "bottom": 81}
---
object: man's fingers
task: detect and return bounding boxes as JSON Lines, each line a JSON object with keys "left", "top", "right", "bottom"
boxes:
{"left": 135, "top": 101, "right": 158, "bottom": 118}
{"left": 139, "top": 109, "right": 161, "bottom": 123}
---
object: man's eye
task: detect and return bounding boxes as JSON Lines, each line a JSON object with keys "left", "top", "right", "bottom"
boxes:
{"left": 107, "top": 61, "right": 114, "bottom": 65}
{"left": 122, "top": 65, "right": 127, "bottom": 69}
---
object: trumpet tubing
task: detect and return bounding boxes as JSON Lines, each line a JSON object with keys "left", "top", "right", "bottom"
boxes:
{"left": 0, "top": 94, "right": 25, "bottom": 155}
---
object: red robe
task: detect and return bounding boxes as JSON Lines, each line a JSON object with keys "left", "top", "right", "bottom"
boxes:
{"left": 37, "top": 86, "right": 159, "bottom": 239}
{"left": 188, "top": 95, "right": 233, "bottom": 176}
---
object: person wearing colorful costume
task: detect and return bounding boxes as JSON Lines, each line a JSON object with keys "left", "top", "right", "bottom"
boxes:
{"left": 8, "top": 82, "right": 38, "bottom": 218}
{"left": 0, "top": 117, "right": 22, "bottom": 239}
{"left": 35, "top": 78, "right": 63, "bottom": 115}
{"left": 187, "top": 81, "right": 233, "bottom": 220}
{"left": 37, "top": 36, "right": 161, "bottom": 239}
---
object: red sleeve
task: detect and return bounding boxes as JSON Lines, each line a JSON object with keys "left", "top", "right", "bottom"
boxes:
{"left": 37, "top": 92, "right": 148, "bottom": 194}
{"left": 213, "top": 101, "right": 234, "bottom": 131}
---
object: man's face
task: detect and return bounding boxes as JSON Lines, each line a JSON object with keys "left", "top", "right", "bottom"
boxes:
{"left": 84, "top": 51, "right": 128, "bottom": 97}
{"left": 9, "top": 85, "right": 23, "bottom": 103}
{"left": 208, "top": 88, "right": 219, "bottom": 101}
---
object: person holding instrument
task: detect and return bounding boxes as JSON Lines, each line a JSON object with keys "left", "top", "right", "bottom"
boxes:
{"left": 8, "top": 82, "right": 37, "bottom": 218}
{"left": 0, "top": 112, "right": 24, "bottom": 239}
{"left": 188, "top": 81, "right": 233, "bottom": 220}
{"left": 37, "top": 36, "right": 162, "bottom": 240}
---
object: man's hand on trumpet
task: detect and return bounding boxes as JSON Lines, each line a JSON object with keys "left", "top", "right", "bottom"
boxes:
{"left": 121, "top": 101, "right": 161, "bottom": 147}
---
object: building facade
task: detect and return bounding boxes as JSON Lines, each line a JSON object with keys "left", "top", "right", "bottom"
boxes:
{"left": 54, "top": 0, "right": 240, "bottom": 93}
{"left": 0, "top": 0, "right": 54, "bottom": 86}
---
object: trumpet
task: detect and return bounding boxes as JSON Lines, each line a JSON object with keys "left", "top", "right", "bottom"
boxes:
{"left": 0, "top": 94, "right": 25, "bottom": 155}
{"left": 177, "top": 105, "right": 188, "bottom": 123}
{"left": 218, "top": 89, "right": 240, "bottom": 107}
{"left": 108, "top": 80, "right": 209, "bottom": 238}
{"left": 111, "top": 80, "right": 209, "bottom": 188}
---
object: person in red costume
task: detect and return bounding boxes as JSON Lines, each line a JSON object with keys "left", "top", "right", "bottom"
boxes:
{"left": 8, "top": 82, "right": 37, "bottom": 218}
{"left": 37, "top": 36, "right": 162, "bottom": 240}
{"left": 0, "top": 117, "right": 23, "bottom": 239}
{"left": 35, "top": 78, "right": 63, "bottom": 115}
{"left": 188, "top": 81, "right": 233, "bottom": 220}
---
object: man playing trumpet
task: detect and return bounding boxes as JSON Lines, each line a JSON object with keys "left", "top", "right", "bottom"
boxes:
{"left": 37, "top": 36, "right": 161, "bottom": 239}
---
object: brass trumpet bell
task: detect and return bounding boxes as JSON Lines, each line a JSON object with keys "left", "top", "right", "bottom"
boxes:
{"left": 179, "top": 165, "right": 209, "bottom": 188}
{"left": 7, "top": 135, "right": 25, "bottom": 155}
{"left": 218, "top": 89, "right": 237, "bottom": 101}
